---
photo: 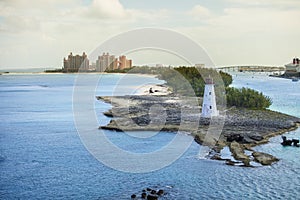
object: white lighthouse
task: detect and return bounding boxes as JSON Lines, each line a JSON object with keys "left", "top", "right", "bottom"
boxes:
{"left": 201, "top": 77, "right": 219, "bottom": 118}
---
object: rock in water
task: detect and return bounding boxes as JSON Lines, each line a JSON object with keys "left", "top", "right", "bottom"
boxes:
{"left": 141, "top": 192, "right": 147, "bottom": 199}
{"left": 147, "top": 195, "right": 158, "bottom": 200}
{"left": 150, "top": 190, "right": 156, "bottom": 195}
{"left": 292, "top": 139, "right": 300, "bottom": 147}
{"left": 252, "top": 152, "right": 279, "bottom": 165}
{"left": 281, "top": 136, "right": 293, "bottom": 146}
{"left": 157, "top": 189, "right": 164, "bottom": 195}
{"left": 229, "top": 141, "right": 251, "bottom": 166}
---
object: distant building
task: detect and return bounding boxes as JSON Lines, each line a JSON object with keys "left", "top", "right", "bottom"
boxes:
{"left": 96, "top": 53, "right": 132, "bottom": 72}
{"left": 63, "top": 52, "right": 89, "bottom": 72}
{"left": 90, "top": 63, "right": 96, "bottom": 71}
{"left": 285, "top": 57, "right": 300, "bottom": 74}
{"left": 118, "top": 55, "right": 132, "bottom": 70}
{"left": 96, "top": 53, "right": 117, "bottom": 72}
{"left": 62, "top": 52, "right": 132, "bottom": 72}
{"left": 195, "top": 64, "right": 205, "bottom": 68}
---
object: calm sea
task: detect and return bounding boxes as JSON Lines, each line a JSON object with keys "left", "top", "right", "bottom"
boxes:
{"left": 0, "top": 72, "right": 299, "bottom": 199}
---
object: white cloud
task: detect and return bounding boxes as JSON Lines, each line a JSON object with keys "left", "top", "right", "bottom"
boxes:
{"left": 226, "top": 0, "right": 300, "bottom": 8}
{"left": 208, "top": 7, "right": 300, "bottom": 34}
{"left": 0, "top": 16, "right": 41, "bottom": 33}
{"left": 0, "top": 0, "right": 175, "bottom": 68}
{"left": 0, "top": 0, "right": 299, "bottom": 68}
{"left": 84, "top": 0, "right": 130, "bottom": 19}
{"left": 188, "top": 5, "right": 212, "bottom": 19}
{"left": 180, "top": 4, "right": 300, "bottom": 66}
{"left": 0, "top": 0, "right": 76, "bottom": 9}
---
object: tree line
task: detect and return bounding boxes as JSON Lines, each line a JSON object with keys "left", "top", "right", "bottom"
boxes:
{"left": 107, "top": 66, "right": 272, "bottom": 109}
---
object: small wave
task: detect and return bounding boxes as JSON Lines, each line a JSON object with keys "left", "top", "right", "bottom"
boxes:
{"left": 38, "top": 84, "right": 49, "bottom": 88}
{"left": 1, "top": 85, "right": 50, "bottom": 92}
{"left": 0, "top": 155, "right": 6, "bottom": 162}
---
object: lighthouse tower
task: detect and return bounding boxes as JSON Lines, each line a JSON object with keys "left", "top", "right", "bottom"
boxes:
{"left": 201, "top": 77, "right": 219, "bottom": 118}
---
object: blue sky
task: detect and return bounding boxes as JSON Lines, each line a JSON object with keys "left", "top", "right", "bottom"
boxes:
{"left": 0, "top": 0, "right": 299, "bottom": 68}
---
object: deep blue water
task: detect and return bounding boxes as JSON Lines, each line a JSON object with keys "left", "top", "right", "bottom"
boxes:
{"left": 0, "top": 72, "right": 299, "bottom": 199}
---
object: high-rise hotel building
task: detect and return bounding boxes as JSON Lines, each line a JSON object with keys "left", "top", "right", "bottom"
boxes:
{"left": 96, "top": 53, "right": 132, "bottom": 72}
{"left": 96, "top": 53, "right": 118, "bottom": 72}
{"left": 63, "top": 52, "right": 89, "bottom": 72}
{"left": 118, "top": 55, "right": 132, "bottom": 70}
{"left": 62, "top": 52, "right": 132, "bottom": 72}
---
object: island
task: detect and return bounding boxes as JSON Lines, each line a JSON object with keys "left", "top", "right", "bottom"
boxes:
{"left": 97, "top": 67, "right": 300, "bottom": 167}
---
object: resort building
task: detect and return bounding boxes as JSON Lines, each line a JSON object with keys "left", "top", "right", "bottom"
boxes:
{"left": 96, "top": 53, "right": 118, "bottom": 72}
{"left": 63, "top": 52, "right": 89, "bottom": 72}
{"left": 118, "top": 55, "right": 132, "bottom": 70}
{"left": 62, "top": 52, "right": 132, "bottom": 72}
{"left": 95, "top": 53, "right": 132, "bottom": 72}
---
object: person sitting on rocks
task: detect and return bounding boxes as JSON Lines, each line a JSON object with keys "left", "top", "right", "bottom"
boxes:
{"left": 149, "top": 88, "right": 154, "bottom": 93}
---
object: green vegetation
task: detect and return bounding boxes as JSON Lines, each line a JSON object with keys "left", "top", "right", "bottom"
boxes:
{"left": 107, "top": 65, "right": 272, "bottom": 109}
{"left": 159, "top": 66, "right": 232, "bottom": 97}
{"left": 44, "top": 69, "right": 63, "bottom": 73}
{"left": 105, "top": 66, "right": 161, "bottom": 74}
{"left": 164, "top": 67, "right": 271, "bottom": 109}
{"left": 226, "top": 87, "right": 272, "bottom": 109}
{"left": 105, "top": 67, "right": 135, "bottom": 73}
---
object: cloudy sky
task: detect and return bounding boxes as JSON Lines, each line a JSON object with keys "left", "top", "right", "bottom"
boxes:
{"left": 0, "top": 0, "right": 299, "bottom": 69}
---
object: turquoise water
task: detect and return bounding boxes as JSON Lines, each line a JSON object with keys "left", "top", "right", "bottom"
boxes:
{"left": 231, "top": 72, "right": 300, "bottom": 188}
{"left": 0, "top": 73, "right": 299, "bottom": 199}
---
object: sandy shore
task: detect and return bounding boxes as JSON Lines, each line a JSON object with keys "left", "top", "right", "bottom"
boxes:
{"left": 134, "top": 84, "right": 172, "bottom": 96}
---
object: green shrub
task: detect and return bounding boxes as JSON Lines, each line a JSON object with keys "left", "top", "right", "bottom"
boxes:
{"left": 226, "top": 87, "right": 272, "bottom": 109}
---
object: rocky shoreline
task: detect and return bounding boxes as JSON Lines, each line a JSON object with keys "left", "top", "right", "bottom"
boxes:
{"left": 97, "top": 90, "right": 300, "bottom": 167}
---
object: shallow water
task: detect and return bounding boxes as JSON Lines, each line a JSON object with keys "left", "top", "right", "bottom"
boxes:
{"left": 0, "top": 72, "right": 299, "bottom": 199}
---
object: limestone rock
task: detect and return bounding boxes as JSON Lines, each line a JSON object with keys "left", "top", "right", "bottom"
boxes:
{"left": 147, "top": 195, "right": 158, "bottom": 200}
{"left": 247, "top": 132, "right": 263, "bottom": 141}
{"left": 252, "top": 151, "right": 279, "bottom": 165}
{"left": 229, "top": 141, "right": 251, "bottom": 166}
